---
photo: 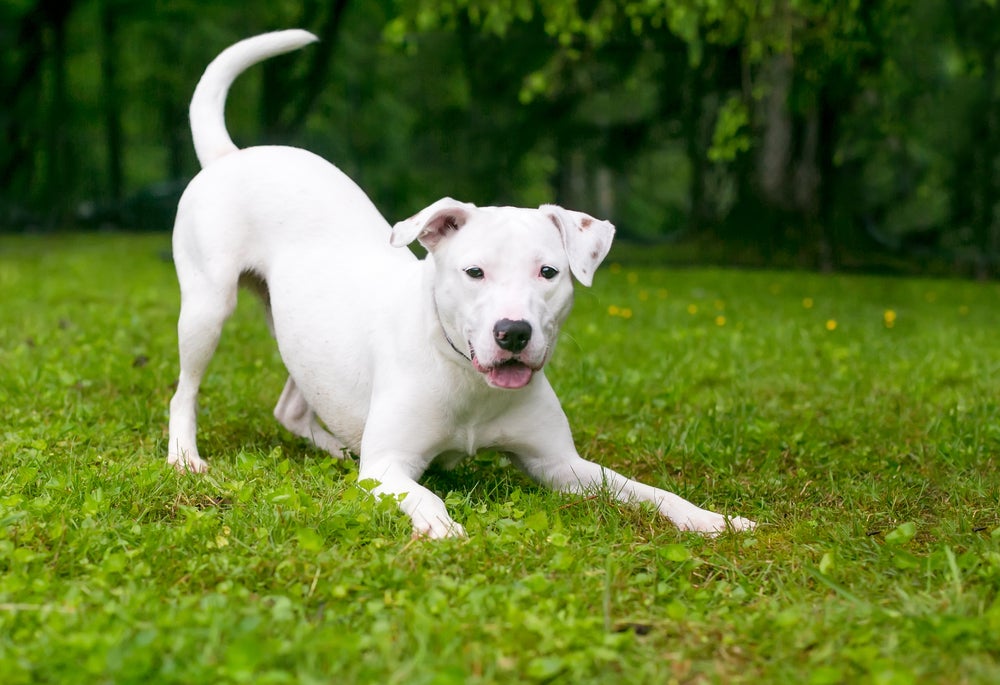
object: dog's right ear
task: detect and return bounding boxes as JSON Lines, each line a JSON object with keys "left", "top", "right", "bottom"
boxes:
{"left": 390, "top": 198, "right": 478, "bottom": 251}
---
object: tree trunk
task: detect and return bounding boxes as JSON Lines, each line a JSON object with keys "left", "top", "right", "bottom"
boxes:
{"left": 970, "top": 49, "right": 999, "bottom": 279}
{"left": 682, "top": 57, "right": 707, "bottom": 233}
{"left": 981, "top": 49, "right": 999, "bottom": 279}
{"left": 1, "top": 7, "right": 46, "bottom": 199}
{"left": 100, "top": 2, "right": 123, "bottom": 204}
{"left": 757, "top": 52, "right": 794, "bottom": 209}
{"left": 44, "top": 4, "right": 71, "bottom": 224}
{"left": 260, "top": 0, "right": 350, "bottom": 141}
{"left": 794, "top": 107, "right": 833, "bottom": 270}
{"left": 815, "top": 93, "right": 842, "bottom": 269}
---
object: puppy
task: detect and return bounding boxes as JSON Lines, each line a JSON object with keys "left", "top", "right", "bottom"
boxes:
{"left": 168, "top": 30, "right": 755, "bottom": 538}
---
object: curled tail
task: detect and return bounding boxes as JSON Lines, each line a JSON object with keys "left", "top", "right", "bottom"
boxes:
{"left": 189, "top": 29, "right": 318, "bottom": 168}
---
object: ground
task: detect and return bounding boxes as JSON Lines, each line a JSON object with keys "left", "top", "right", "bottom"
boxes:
{"left": 1, "top": 233, "right": 998, "bottom": 683}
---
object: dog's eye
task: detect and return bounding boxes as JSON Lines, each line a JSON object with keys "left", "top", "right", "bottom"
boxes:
{"left": 464, "top": 266, "right": 485, "bottom": 280}
{"left": 539, "top": 265, "right": 559, "bottom": 280}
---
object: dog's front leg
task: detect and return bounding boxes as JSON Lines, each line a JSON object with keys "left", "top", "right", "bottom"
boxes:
{"left": 359, "top": 454, "right": 466, "bottom": 539}
{"left": 505, "top": 390, "right": 755, "bottom": 534}
{"left": 518, "top": 451, "right": 755, "bottom": 534}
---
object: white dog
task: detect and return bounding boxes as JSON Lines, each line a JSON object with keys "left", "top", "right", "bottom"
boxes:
{"left": 167, "top": 30, "right": 755, "bottom": 538}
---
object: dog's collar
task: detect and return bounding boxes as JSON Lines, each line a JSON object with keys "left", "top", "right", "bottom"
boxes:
{"left": 442, "top": 328, "right": 471, "bottom": 361}
{"left": 432, "top": 289, "right": 472, "bottom": 362}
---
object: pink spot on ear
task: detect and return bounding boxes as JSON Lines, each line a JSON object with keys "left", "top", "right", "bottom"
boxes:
{"left": 590, "top": 249, "right": 599, "bottom": 259}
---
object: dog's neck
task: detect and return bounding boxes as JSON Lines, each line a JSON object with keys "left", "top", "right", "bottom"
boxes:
{"left": 431, "top": 287, "right": 471, "bottom": 363}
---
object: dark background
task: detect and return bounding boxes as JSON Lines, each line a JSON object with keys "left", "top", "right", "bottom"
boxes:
{"left": 3, "top": 0, "right": 999, "bottom": 276}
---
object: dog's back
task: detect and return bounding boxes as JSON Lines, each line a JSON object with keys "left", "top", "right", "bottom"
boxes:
{"left": 175, "top": 29, "right": 402, "bottom": 277}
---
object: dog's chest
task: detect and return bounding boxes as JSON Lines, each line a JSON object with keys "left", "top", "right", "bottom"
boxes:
{"left": 435, "top": 419, "right": 499, "bottom": 457}
{"left": 448, "top": 389, "right": 521, "bottom": 441}
{"left": 431, "top": 425, "right": 502, "bottom": 471}
{"left": 418, "top": 397, "right": 517, "bottom": 461}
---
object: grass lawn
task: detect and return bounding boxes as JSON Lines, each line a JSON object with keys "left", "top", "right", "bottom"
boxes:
{"left": 1, "top": 232, "right": 999, "bottom": 684}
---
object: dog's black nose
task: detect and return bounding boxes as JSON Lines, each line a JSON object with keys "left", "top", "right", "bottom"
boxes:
{"left": 494, "top": 319, "right": 532, "bottom": 353}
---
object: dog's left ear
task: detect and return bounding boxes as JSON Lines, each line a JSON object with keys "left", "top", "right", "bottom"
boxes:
{"left": 541, "top": 205, "right": 615, "bottom": 287}
{"left": 391, "top": 197, "right": 478, "bottom": 251}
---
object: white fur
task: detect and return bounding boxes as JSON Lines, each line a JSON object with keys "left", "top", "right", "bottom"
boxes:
{"left": 168, "top": 30, "right": 756, "bottom": 538}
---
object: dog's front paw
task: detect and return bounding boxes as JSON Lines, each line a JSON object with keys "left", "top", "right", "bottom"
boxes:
{"left": 411, "top": 516, "right": 467, "bottom": 540}
{"left": 167, "top": 451, "right": 209, "bottom": 474}
{"left": 726, "top": 515, "right": 756, "bottom": 532}
{"left": 675, "top": 509, "right": 756, "bottom": 536}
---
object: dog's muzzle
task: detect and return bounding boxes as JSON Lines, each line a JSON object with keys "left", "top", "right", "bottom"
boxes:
{"left": 475, "top": 319, "right": 534, "bottom": 388}
{"left": 434, "top": 291, "right": 539, "bottom": 389}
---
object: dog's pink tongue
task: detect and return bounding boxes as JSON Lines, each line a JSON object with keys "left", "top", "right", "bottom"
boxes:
{"left": 489, "top": 362, "right": 533, "bottom": 389}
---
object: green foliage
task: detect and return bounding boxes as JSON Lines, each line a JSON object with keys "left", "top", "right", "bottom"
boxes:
{"left": 5, "top": 0, "right": 1000, "bottom": 271}
{"left": 708, "top": 96, "right": 751, "bottom": 162}
{"left": 2, "top": 234, "right": 1000, "bottom": 682}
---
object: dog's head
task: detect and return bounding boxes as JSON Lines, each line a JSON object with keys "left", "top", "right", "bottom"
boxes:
{"left": 391, "top": 198, "right": 615, "bottom": 390}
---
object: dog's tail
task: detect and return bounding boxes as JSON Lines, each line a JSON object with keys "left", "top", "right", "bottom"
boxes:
{"left": 189, "top": 29, "right": 318, "bottom": 168}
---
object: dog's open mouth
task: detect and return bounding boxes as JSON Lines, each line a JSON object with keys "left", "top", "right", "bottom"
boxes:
{"left": 486, "top": 359, "right": 534, "bottom": 389}
{"left": 471, "top": 351, "right": 535, "bottom": 389}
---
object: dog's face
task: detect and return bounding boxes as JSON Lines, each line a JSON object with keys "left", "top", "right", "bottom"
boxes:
{"left": 392, "top": 199, "right": 615, "bottom": 389}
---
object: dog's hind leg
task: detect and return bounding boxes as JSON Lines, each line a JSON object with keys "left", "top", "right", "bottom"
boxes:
{"left": 251, "top": 279, "right": 348, "bottom": 457}
{"left": 167, "top": 270, "right": 238, "bottom": 473}
{"left": 273, "top": 377, "right": 348, "bottom": 456}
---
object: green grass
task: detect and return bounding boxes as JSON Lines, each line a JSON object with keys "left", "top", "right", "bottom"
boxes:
{"left": 1, "top": 232, "right": 999, "bottom": 684}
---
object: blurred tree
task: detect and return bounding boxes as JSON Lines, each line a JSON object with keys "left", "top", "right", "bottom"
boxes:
{"left": 0, "top": 0, "right": 997, "bottom": 276}
{"left": 100, "top": 0, "right": 122, "bottom": 204}
{"left": 951, "top": 0, "right": 1000, "bottom": 277}
{"left": 2, "top": 0, "right": 78, "bottom": 224}
{"left": 390, "top": 0, "right": 896, "bottom": 267}
{"left": 258, "top": 0, "right": 349, "bottom": 142}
